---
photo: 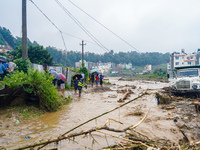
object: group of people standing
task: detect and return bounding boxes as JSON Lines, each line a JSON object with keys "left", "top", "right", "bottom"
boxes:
{"left": 73, "top": 73, "right": 103, "bottom": 97}
{"left": 91, "top": 73, "right": 103, "bottom": 88}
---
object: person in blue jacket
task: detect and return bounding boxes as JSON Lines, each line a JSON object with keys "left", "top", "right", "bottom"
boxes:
{"left": 0, "top": 61, "right": 6, "bottom": 81}
{"left": 73, "top": 77, "right": 78, "bottom": 95}
{"left": 100, "top": 75, "right": 103, "bottom": 88}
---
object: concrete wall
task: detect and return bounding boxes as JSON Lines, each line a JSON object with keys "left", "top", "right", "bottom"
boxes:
{"left": 32, "top": 64, "right": 72, "bottom": 86}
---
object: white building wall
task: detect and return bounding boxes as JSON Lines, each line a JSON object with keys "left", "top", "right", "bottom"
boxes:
{"left": 174, "top": 53, "right": 196, "bottom": 67}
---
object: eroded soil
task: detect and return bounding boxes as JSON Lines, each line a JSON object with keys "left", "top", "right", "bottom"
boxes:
{"left": 0, "top": 77, "right": 199, "bottom": 149}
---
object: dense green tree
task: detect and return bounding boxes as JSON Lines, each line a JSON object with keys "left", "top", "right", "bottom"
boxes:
{"left": 13, "top": 46, "right": 53, "bottom": 65}
{"left": 0, "top": 33, "right": 6, "bottom": 45}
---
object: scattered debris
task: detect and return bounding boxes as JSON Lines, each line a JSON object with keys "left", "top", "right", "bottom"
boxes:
{"left": 108, "top": 95, "right": 117, "bottom": 98}
{"left": 117, "top": 89, "right": 127, "bottom": 93}
{"left": 155, "top": 92, "right": 172, "bottom": 104}
{"left": 15, "top": 120, "right": 20, "bottom": 124}
{"left": 90, "top": 87, "right": 112, "bottom": 92}
{"left": 125, "top": 105, "right": 144, "bottom": 116}
{"left": 165, "top": 106, "right": 175, "bottom": 110}
{"left": 24, "top": 136, "right": 30, "bottom": 140}
{"left": 118, "top": 89, "right": 134, "bottom": 102}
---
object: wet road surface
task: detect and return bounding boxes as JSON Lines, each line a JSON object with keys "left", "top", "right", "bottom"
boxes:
{"left": 0, "top": 78, "right": 183, "bottom": 149}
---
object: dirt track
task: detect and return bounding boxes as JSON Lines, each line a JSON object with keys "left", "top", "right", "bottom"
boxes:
{"left": 0, "top": 77, "right": 197, "bottom": 149}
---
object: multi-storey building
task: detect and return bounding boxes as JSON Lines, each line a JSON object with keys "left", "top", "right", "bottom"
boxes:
{"left": 167, "top": 49, "right": 200, "bottom": 77}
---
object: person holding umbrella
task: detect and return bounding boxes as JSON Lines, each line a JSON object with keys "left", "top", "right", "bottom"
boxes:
{"left": 58, "top": 73, "right": 67, "bottom": 95}
{"left": 95, "top": 74, "right": 99, "bottom": 87}
{"left": 49, "top": 69, "right": 60, "bottom": 86}
{"left": 73, "top": 74, "right": 82, "bottom": 95}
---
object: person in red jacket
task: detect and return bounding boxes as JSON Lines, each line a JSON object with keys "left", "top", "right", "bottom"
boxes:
{"left": 95, "top": 74, "right": 99, "bottom": 87}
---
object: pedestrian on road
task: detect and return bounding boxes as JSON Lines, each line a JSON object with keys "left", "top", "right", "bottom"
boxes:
{"left": 73, "top": 77, "right": 78, "bottom": 95}
{"left": 96, "top": 74, "right": 99, "bottom": 87}
{"left": 77, "top": 80, "right": 87, "bottom": 97}
{"left": 59, "top": 80, "right": 65, "bottom": 95}
{"left": 57, "top": 79, "right": 65, "bottom": 95}
{"left": 100, "top": 75, "right": 103, "bottom": 88}
{"left": 91, "top": 73, "right": 94, "bottom": 87}
{"left": 0, "top": 61, "right": 5, "bottom": 81}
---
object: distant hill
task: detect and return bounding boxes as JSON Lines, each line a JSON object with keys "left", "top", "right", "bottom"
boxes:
{"left": 0, "top": 26, "right": 39, "bottom": 49}
{"left": 0, "top": 26, "right": 170, "bottom": 68}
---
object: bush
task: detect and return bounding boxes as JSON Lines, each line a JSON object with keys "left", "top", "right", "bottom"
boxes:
{"left": 1, "top": 69, "right": 61, "bottom": 112}
{"left": 14, "top": 58, "right": 30, "bottom": 73}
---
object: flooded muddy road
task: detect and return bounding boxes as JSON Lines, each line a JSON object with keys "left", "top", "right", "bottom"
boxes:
{"left": 1, "top": 78, "right": 184, "bottom": 149}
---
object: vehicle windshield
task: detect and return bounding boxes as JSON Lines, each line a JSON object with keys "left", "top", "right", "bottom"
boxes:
{"left": 177, "top": 69, "right": 198, "bottom": 77}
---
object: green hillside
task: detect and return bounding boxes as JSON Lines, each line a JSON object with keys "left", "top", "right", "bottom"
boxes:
{"left": 0, "top": 26, "right": 170, "bottom": 68}
{"left": 0, "top": 33, "right": 6, "bottom": 46}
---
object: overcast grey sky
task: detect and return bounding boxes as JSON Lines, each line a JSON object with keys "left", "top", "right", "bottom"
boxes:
{"left": 1, "top": 0, "right": 200, "bottom": 54}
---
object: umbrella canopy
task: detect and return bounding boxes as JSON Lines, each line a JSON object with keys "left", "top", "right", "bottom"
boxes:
{"left": 59, "top": 73, "right": 66, "bottom": 82}
{"left": 0, "top": 56, "right": 8, "bottom": 62}
{"left": 92, "top": 71, "right": 102, "bottom": 75}
{"left": 89, "top": 69, "right": 97, "bottom": 74}
{"left": 49, "top": 70, "right": 60, "bottom": 80}
{"left": 73, "top": 74, "right": 82, "bottom": 80}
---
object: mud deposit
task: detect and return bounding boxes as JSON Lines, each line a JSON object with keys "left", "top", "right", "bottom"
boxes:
{"left": 0, "top": 77, "right": 198, "bottom": 149}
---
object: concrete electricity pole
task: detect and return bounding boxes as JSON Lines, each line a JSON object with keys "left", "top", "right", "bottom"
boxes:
{"left": 80, "top": 40, "right": 86, "bottom": 66}
{"left": 22, "top": 0, "right": 28, "bottom": 59}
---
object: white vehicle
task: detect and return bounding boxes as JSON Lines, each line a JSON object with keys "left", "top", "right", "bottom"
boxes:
{"left": 170, "top": 66, "right": 200, "bottom": 91}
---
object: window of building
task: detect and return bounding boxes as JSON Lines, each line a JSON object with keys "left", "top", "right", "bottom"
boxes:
{"left": 188, "top": 62, "right": 191, "bottom": 65}
{"left": 191, "top": 57, "right": 193, "bottom": 59}
{"left": 175, "top": 57, "right": 179, "bottom": 60}
{"left": 182, "top": 62, "right": 184, "bottom": 65}
{"left": 182, "top": 57, "right": 184, "bottom": 59}
{"left": 175, "top": 62, "right": 179, "bottom": 65}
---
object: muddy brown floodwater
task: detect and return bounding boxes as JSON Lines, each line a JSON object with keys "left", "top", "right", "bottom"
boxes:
{"left": 1, "top": 77, "right": 184, "bottom": 150}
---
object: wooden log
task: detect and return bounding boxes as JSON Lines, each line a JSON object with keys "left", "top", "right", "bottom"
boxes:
{"left": 118, "top": 89, "right": 130, "bottom": 102}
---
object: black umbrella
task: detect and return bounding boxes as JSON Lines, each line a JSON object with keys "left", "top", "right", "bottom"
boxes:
{"left": 93, "top": 71, "right": 102, "bottom": 75}
{"left": 73, "top": 74, "right": 82, "bottom": 80}
{"left": 0, "top": 56, "right": 8, "bottom": 62}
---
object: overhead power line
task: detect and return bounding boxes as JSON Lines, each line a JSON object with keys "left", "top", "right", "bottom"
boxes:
{"left": 29, "top": 0, "right": 110, "bottom": 52}
{"left": 55, "top": 0, "right": 128, "bottom": 64}
{"left": 29, "top": 0, "right": 68, "bottom": 51}
{"left": 55, "top": 0, "right": 110, "bottom": 52}
{"left": 29, "top": 0, "right": 126, "bottom": 64}
{"left": 62, "top": 32, "right": 100, "bottom": 46}
{"left": 68, "top": 0, "right": 141, "bottom": 53}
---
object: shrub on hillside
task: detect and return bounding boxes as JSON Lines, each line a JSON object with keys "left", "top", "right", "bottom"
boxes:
{"left": 1, "top": 69, "right": 61, "bottom": 112}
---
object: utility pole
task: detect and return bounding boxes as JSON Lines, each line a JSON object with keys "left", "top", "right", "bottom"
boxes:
{"left": 22, "top": 0, "right": 28, "bottom": 59}
{"left": 80, "top": 40, "right": 86, "bottom": 66}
